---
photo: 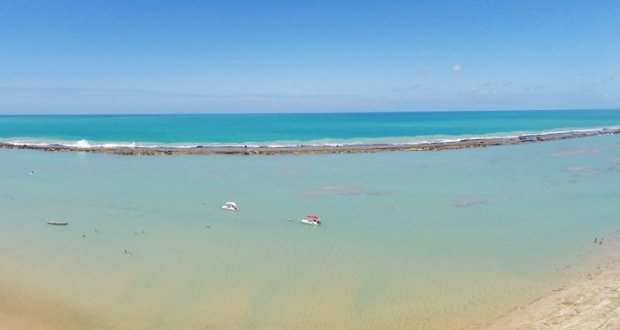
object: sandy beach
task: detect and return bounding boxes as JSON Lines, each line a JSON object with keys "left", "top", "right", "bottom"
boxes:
{"left": 487, "top": 234, "right": 620, "bottom": 330}
{"left": 1, "top": 128, "right": 619, "bottom": 156}
{"left": 487, "top": 264, "right": 620, "bottom": 329}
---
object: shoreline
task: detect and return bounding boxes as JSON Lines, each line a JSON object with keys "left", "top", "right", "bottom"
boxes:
{"left": 486, "top": 232, "right": 620, "bottom": 330}
{"left": 1, "top": 128, "right": 619, "bottom": 156}
{"left": 486, "top": 260, "right": 620, "bottom": 329}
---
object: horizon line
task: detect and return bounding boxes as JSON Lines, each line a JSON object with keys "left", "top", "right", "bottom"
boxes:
{"left": 1, "top": 108, "right": 620, "bottom": 116}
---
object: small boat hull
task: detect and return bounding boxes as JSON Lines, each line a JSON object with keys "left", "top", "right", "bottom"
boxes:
{"left": 300, "top": 219, "right": 320, "bottom": 225}
{"left": 47, "top": 221, "right": 68, "bottom": 225}
{"left": 221, "top": 201, "right": 238, "bottom": 211}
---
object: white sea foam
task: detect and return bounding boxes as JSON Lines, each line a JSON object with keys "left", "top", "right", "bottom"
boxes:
{"left": 74, "top": 139, "right": 92, "bottom": 148}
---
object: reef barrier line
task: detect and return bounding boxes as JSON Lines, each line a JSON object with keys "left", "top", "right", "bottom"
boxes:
{"left": 1, "top": 128, "right": 619, "bottom": 156}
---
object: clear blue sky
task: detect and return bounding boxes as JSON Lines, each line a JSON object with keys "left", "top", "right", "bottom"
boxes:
{"left": 1, "top": 0, "right": 619, "bottom": 113}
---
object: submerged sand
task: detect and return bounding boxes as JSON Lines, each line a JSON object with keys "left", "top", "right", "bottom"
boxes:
{"left": 2, "top": 255, "right": 619, "bottom": 329}
{"left": 1, "top": 128, "right": 619, "bottom": 156}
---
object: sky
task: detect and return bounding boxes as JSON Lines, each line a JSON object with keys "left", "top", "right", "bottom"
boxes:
{"left": 1, "top": 0, "right": 619, "bottom": 114}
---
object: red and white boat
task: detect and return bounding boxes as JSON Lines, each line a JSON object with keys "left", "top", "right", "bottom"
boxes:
{"left": 300, "top": 215, "right": 321, "bottom": 225}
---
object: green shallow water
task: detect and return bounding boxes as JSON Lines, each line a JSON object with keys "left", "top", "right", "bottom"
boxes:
{"left": 1, "top": 135, "right": 620, "bottom": 329}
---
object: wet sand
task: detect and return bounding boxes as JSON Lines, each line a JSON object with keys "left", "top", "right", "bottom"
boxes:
{"left": 486, "top": 233, "right": 620, "bottom": 330}
{"left": 1, "top": 128, "right": 619, "bottom": 156}
{"left": 487, "top": 261, "right": 620, "bottom": 329}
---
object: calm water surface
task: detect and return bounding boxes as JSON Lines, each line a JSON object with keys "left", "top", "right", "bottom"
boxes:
{"left": 1, "top": 135, "right": 620, "bottom": 329}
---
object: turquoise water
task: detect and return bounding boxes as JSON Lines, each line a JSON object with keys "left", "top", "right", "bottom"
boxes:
{"left": 1, "top": 110, "right": 620, "bottom": 147}
{"left": 1, "top": 135, "right": 620, "bottom": 328}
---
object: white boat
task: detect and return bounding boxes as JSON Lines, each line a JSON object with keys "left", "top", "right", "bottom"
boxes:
{"left": 300, "top": 215, "right": 321, "bottom": 225}
{"left": 47, "top": 221, "right": 68, "bottom": 225}
{"left": 221, "top": 202, "right": 238, "bottom": 211}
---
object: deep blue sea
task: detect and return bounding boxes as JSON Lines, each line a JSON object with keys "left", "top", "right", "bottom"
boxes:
{"left": 1, "top": 110, "right": 620, "bottom": 147}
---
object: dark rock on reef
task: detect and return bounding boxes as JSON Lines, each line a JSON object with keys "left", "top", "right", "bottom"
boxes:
{"left": 1, "top": 128, "right": 619, "bottom": 156}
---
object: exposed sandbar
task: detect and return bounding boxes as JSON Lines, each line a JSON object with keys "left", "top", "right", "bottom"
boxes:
{"left": 1, "top": 128, "right": 619, "bottom": 156}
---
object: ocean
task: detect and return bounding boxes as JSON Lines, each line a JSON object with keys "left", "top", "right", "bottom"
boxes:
{"left": 1, "top": 110, "right": 620, "bottom": 329}
{"left": 1, "top": 110, "right": 620, "bottom": 148}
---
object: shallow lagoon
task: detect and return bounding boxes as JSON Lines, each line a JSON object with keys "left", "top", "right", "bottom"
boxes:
{"left": 1, "top": 135, "right": 620, "bottom": 329}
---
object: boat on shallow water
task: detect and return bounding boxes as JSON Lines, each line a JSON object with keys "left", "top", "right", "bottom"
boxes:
{"left": 47, "top": 221, "right": 68, "bottom": 225}
{"left": 300, "top": 215, "right": 321, "bottom": 225}
{"left": 221, "top": 202, "right": 238, "bottom": 211}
